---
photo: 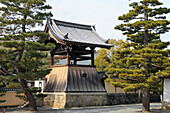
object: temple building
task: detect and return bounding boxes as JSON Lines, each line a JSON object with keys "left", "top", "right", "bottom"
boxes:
{"left": 43, "top": 19, "right": 112, "bottom": 108}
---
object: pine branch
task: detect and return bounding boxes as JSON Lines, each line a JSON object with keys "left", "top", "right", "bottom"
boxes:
{"left": 0, "top": 50, "right": 19, "bottom": 60}
{"left": 147, "top": 61, "right": 163, "bottom": 68}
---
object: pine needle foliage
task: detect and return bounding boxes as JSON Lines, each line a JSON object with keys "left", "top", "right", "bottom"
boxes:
{"left": 95, "top": 0, "right": 170, "bottom": 112}
{"left": 0, "top": 0, "right": 55, "bottom": 111}
{"left": 112, "top": 0, "right": 170, "bottom": 92}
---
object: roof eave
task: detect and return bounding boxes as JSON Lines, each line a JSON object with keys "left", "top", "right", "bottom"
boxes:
{"left": 46, "top": 19, "right": 65, "bottom": 44}
{"left": 65, "top": 40, "right": 113, "bottom": 49}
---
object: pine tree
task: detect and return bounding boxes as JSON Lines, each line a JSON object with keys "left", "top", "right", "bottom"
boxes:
{"left": 110, "top": 0, "right": 170, "bottom": 112}
{"left": 105, "top": 40, "right": 168, "bottom": 108}
{"left": 0, "top": 0, "right": 55, "bottom": 111}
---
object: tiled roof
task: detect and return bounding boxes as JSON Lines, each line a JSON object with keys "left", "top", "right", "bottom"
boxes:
{"left": 46, "top": 19, "right": 113, "bottom": 48}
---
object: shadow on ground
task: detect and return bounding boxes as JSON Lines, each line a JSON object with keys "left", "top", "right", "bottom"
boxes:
{"left": 0, "top": 103, "right": 169, "bottom": 113}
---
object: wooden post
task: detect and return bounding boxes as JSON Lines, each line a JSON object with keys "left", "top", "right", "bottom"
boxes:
{"left": 91, "top": 52, "right": 94, "bottom": 65}
{"left": 50, "top": 54, "right": 54, "bottom": 66}
{"left": 74, "top": 57, "right": 77, "bottom": 65}
{"left": 67, "top": 52, "right": 70, "bottom": 65}
{"left": 91, "top": 47, "right": 94, "bottom": 66}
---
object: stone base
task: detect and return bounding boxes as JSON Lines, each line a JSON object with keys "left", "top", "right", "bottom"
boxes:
{"left": 162, "top": 101, "right": 170, "bottom": 110}
{"left": 42, "top": 92, "right": 107, "bottom": 108}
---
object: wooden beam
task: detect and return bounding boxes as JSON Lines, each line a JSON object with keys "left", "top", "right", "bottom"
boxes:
{"left": 77, "top": 56, "right": 91, "bottom": 61}
{"left": 53, "top": 56, "right": 67, "bottom": 59}
{"left": 70, "top": 55, "right": 91, "bottom": 61}
{"left": 78, "top": 56, "right": 91, "bottom": 58}
{"left": 77, "top": 58, "right": 91, "bottom": 61}
{"left": 66, "top": 41, "right": 112, "bottom": 49}
{"left": 52, "top": 49, "right": 93, "bottom": 55}
{"left": 52, "top": 50, "right": 67, "bottom": 55}
{"left": 72, "top": 50, "right": 93, "bottom": 54}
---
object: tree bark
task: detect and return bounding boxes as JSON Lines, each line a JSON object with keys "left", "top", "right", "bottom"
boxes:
{"left": 142, "top": 88, "right": 150, "bottom": 112}
{"left": 138, "top": 89, "right": 141, "bottom": 103}
{"left": 144, "top": 30, "right": 149, "bottom": 47}
{"left": 18, "top": 78, "right": 37, "bottom": 111}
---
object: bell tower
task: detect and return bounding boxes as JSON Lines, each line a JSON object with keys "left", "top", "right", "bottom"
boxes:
{"left": 43, "top": 19, "right": 112, "bottom": 108}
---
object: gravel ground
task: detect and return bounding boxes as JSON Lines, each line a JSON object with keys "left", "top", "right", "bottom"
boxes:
{"left": 1, "top": 103, "right": 170, "bottom": 113}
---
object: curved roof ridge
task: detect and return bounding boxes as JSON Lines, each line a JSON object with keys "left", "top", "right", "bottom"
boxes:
{"left": 51, "top": 19, "right": 65, "bottom": 37}
{"left": 52, "top": 19, "right": 93, "bottom": 30}
{"left": 47, "top": 19, "right": 64, "bottom": 42}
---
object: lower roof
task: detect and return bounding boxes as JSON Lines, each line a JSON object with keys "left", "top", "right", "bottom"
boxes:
{"left": 44, "top": 66, "right": 106, "bottom": 92}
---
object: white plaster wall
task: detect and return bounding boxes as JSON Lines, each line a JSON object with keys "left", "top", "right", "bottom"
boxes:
{"left": 34, "top": 80, "right": 45, "bottom": 93}
{"left": 163, "top": 78, "right": 170, "bottom": 102}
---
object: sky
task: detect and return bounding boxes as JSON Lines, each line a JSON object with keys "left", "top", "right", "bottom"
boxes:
{"left": 46, "top": 0, "right": 170, "bottom": 43}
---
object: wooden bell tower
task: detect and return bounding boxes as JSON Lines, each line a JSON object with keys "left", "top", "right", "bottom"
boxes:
{"left": 43, "top": 19, "right": 112, "bottom": 108}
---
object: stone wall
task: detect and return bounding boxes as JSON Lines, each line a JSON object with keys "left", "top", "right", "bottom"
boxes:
{"left": 43, "top": 93, "right": 66, "bottom": 108}
{"left": 162, "top": 101, "right": 170, "bottom": 110}
{"left": 150, "top": 93, "right": 161, "bottom": 102}
{"left": 42, "top": 92, "right": 108, "bottom": 108}
{"left": 65, "top": 93, "right": 108, "bottom": 107}
{"left": 107, "top": 93, "right": 139, "bottom": 105}
{"left": 37, "top": 92, "right": 160, "bottom": 108}
{"left": 107, "top": 93, "right": 160, "bottom": 105}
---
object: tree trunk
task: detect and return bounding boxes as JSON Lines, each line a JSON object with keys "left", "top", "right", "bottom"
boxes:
{"left": 144, "top": 2, "right": 149, "bottom": 48}
{"left": 18, "top": 78, "right": 37, "bottom": 111}
{"left": 138, "top": 89, "right": 141, "bottom": 103}
{"left": 142, "top": 88, "right": 150, "bottom": 112}
{"left": 15, "top": 49, "right": 37, "bottom": 111}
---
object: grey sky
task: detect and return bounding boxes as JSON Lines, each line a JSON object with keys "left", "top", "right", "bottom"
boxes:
{"left": 47, "top": 0, "right": 170, "bottom": 43}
